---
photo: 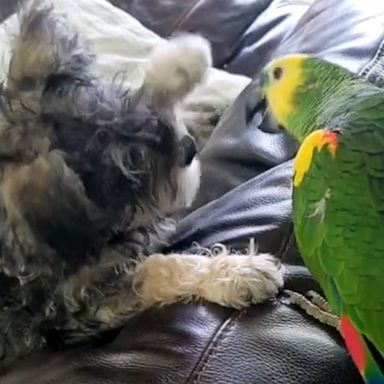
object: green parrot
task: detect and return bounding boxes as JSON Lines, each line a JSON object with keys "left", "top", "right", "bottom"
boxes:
{"left": 260, "top": 54, "right": 384, "bottom": 383}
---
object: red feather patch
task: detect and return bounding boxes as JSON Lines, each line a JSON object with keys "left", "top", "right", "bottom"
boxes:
{"left": 340, "top": 315, "right": 366, "bottom": 374}
{"left": 323, "top": 131, "right": 339, "bottom": 157}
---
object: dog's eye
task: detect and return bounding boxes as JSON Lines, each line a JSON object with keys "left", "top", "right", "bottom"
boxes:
{"left": 19, "top": 76, "right": 37, "bottom": 91}
{"left": 95, "top": 130, "right": 111, "bottom": 146}
{"left": 44, "top": 74, "right": 73, "bottom": 97}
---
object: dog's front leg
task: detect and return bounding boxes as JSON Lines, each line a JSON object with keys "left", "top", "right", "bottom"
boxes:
{"left": 133, "top": 249, "right": 283, "bottom": 310}
{"left": 56, "top": 248, "right": 283, "bottom": 345}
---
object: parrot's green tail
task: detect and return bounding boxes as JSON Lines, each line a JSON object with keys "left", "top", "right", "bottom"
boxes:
{"left": 340, "top": 315, "right": 384, "bottom": 383}
{"left": 363, "top": 336, "right": 384, "bottom": 384}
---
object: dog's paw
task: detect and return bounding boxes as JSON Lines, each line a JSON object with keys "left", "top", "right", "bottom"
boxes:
{"left": 145, "top": 33, "right": 212, "bottom": 102}
{"left": 199, "top": 253, "right": 284, "bottom": 309}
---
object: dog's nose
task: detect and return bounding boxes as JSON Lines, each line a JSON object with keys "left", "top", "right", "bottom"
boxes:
{"left": 178, "top": 134, "right": 197, "bottom": 167}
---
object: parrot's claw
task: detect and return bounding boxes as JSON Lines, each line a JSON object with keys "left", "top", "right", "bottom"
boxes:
{"left": 283, "top": 289, "right": 340, "bottom": 331}
{"left": 307, "top": 290, "right": 333, "bottom": 313}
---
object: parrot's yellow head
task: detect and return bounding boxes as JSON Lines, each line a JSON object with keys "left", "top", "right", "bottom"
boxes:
{"left": 261, "top": 54, "right": 360, "bottom": 142}
{"left": 261, "top": 54, "right": 309, "bottom": 129}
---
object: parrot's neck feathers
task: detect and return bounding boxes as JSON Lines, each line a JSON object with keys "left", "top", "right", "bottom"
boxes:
{"left": 294, "top": 80, "right": 380, "bottom": 142}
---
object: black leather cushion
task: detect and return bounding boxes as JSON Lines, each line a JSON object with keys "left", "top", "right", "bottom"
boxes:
{"left": 0, "top": 302, "right": 360, "bottom": 384}
{"left": 0, "top": 0, "right": 14, "bottom": 21}
{"left": 187, "top": 81, "right": 298, "bottom": 212}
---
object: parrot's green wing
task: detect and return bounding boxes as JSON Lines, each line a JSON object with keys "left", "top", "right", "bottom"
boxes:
{"left": 293, "top": 95, "right": 384, "bottom": 364}
{"left": 261, "top": 52, "right": 384, "bottom": 383}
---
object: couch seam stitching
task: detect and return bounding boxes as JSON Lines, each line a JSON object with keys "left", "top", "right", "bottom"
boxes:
{"left": 221, "top": 0, "right": 274, "bottom": 69}
{"left": 186, "top": 309, "right": 246, "bottom": 384}
{"left": 167, "top": 0, "right": 201, "bottom": 36}
{"left": 279, "top": 223, "right": 295, "bottom": 264}
{"left": 359, "top": 35, "right": 384, "bottom": 79}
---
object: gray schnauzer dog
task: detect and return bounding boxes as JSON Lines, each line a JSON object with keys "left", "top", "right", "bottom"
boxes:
{"left": 0, "top": 0, "right": 283, "bottom": 368}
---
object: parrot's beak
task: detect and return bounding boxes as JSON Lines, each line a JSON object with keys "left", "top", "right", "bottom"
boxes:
{"left": 256, "top": 71, "right": 284, "bottom": 134}
{"left": 251, "top": 76, "right": 264, "bottom": 106}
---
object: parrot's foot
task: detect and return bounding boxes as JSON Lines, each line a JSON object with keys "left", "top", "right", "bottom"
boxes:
{"left": 283, "top": 289, "right": 340, "bottom": 330}
{"left": 307, "top": 290, "right": 333, "bottom": 313}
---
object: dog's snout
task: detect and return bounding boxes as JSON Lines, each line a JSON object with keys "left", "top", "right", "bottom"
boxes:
{"left": 179, "top": 135, "right": 197, "bottom": 167}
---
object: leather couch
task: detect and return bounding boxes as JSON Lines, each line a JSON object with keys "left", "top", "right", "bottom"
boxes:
{"left": 2, "top": 0, "right": 384, "bottom": 382}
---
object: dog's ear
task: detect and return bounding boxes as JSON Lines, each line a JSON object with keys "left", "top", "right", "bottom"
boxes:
{"left": 0, "top": 1, "right": 102, "bottom": 263}
{"left": 142, "top": 34, "right": 212, "bottom": 108}
{"left": 1, "top": 151, "right": 102, "bottom": 265}
{"left": 5, "top": 0, "right": 93, "bottom": 116}
{"left": 0, "top": 0, "right": 95, "bottom": 163}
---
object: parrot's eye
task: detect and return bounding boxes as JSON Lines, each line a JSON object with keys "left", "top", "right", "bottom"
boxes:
{"left": 273, "top": 67, "right": 283, "bottom": 80}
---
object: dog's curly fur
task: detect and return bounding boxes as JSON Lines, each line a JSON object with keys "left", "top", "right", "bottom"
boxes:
{"left": 0, "top": 0, "right": 283, "bottom": 368}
